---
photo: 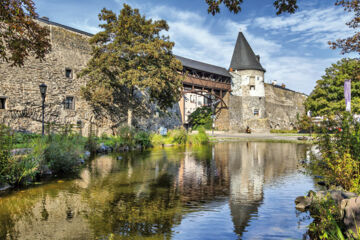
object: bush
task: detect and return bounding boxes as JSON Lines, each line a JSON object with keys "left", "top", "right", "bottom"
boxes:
{"left": 0, "top": 125, "right": 41, "bottom": 186}
{"left": 188, "top": 106, "right": 212, "bottom": 129}
{"left": 150, "top": 133, "right": 165, "bottom": 146}
{"left": 134, "top": 131, "right": 151, "bottom": 148}
{"left": 116, "top": 126, "right": 136, "bottom": 147}
{"left": 30, "top": 134, "right": 85, "bottom": 176}
{"left": 311, "top": 113, "right": 360, "bottom": 193}
{"left": 169, "top": 129, "right": 187, "bottom": 144}
{"left": 308, "top": 195, "right": 346, "bottom": 240}
{"left": 0, "top": 125, "right": 14, "bottom": 184}
{"left": 188, "top": 127, "right": 209, "bottom": 145}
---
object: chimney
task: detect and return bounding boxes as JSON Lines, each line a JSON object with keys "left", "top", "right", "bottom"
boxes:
{"left": 41, "top": 16, "right": 49, "bottom": 21}
{"left": 256, "top": 55, "right": 260, "bottom": 62}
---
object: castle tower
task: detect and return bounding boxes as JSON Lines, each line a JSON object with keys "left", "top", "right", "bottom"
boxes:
{"left": 229, "top": 32, "right": 269, "bottom": 132}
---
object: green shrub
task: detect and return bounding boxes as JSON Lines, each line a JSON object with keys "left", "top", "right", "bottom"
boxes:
{"left": 169, "top": 129, "right": 187, "bottom": 144}
{"left": 150, "top": 133, "right": 165, "bottom": 146}
{"left": 45, "top": 135, "right": 85, "bottom": 175}
{"left": 134, "top": 131, "right": 151, "bottom": 148}
{"left": 308, "top": 113, "right": 360, "bottom": 193}
{"left": 30, "top": 135, "right": 85, "bottom": 176}
{"left": 0, "top": 125, "right": 42, "bottom": 186}
{"left": 0, "top": 125, "right": 14, "bottom": 184}
{"left": 188, "top": 127, "right": 209, "bottom": 145}
{"left": 188, "top": 106, "right": 212, "bottom": 129}
{"left": 308, "top": 195, "right": 346, "bottom": 240}
{"left": 116, "top": 126, "right": 135, "bottom": 147}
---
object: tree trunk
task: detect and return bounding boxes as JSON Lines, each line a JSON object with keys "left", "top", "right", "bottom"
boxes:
{"left": 127, "top": 87, "right": 134, "bottom": 128}
{"left": 127, "top": 107, "right": 133, "bottom": 128}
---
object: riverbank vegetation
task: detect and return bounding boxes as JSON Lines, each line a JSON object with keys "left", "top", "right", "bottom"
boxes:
{"left": 303, "top": 114, "right": 360, "bottom": 239}
{"left": 0, "top": 125, "right": 209, "bottom": 188}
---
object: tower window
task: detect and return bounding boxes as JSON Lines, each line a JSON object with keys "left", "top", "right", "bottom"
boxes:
{"left": 254, "top": 109, "right": 259, "bottom": 116}
{"left": 250, "top": 85, "right": 255, "bottom": 91}
{"left": 65, "top": 96, "right": 75, "bottom": 110}
{"left": 65, "top": 68, "right": 73, "bottom": 78}
{"left": 0, "top": 98, "right": 6, "bottom": 109}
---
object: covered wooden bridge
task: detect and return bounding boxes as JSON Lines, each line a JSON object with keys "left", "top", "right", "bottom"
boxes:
{"left": 176, "top": 56, "right": 232, "bottom": 125}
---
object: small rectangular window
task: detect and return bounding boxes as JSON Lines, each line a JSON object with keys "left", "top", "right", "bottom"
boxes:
{"left": 65, "top": 96, "right": 75, "bottom": 110}
{"left": 0, "top": 98, "right": 6, "bottom": 109}
{"left": 250, "top": 85, "right": 255, "bottom": 90}
{"left": 254, "top": 109, "right": 259, "bottom": 116}
{"left": 65, "top": 68, "right": 72, "bottom": 78}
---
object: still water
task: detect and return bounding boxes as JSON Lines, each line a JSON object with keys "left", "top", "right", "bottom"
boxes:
{"left": 0, "top": 142, "right": 315, "bottom": 240}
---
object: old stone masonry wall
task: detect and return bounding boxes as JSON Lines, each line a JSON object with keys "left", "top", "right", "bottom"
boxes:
{"left": 0, "top": 21, "right": 181, "bottom": 136}
{"left": 265, "top": 84, "right": 307, "bottom": 130}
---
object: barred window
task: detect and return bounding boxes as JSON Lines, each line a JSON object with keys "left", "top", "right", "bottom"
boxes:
{"left": 0, "top": 98, "right": 6, "bottom": 109}
{"left": 65, "top": 96, "right": 75, "bottom": 110}
{"left": 65, "top": 68, "right": 73, "bottom": 78}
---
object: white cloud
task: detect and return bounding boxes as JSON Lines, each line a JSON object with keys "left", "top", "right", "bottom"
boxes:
{"left": 254, "top": 7, "right": 354, "bottom": 48}
{"left": 113, "top": 1, "right": 352, "bottom": 94}
{"left": 72, "top": 19, "right": 101, "bottom": 34}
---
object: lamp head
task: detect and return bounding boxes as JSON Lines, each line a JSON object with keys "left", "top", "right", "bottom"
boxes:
{"left": 39, "top": 83, "right": 47, "bottom": 99}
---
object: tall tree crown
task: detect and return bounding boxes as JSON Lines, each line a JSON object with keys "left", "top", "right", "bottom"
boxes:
{"left": 0, "top": 0, "right": 51, "bottom": 66}
{"left": 305, "top": 58, "right": 360, "bottom": 116}
{"left": 80, "top": 4, "right": 183, "bottom": 119}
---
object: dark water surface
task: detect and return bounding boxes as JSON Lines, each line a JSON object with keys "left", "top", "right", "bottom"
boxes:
{"left": 0, "top": 142, "right": 315, "bottom": 240}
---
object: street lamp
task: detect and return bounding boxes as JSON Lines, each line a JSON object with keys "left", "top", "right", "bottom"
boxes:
{"left": 39, "top": 83, "right": 47, "bottom": 136}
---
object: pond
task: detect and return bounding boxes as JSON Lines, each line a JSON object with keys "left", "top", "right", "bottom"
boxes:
{"left": 0, "top": 142, "right": 316, "bottom": 240}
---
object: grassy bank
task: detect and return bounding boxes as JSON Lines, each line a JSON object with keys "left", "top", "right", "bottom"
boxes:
{"left": 1, "top": 125, "right": 209, "bottom": 188}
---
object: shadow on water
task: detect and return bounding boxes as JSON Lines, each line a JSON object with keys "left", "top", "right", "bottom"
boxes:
{"left": 0, "top": 142, "right": 314, "bottom": 239}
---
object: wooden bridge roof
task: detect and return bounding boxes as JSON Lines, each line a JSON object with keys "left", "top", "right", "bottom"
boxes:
{"left": 176, "top": 56, "right": 232, "bottom": 78}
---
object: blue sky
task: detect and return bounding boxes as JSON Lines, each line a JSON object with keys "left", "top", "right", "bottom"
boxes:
{"left": 33, "top": 0, "right": 357, "bottom": 94}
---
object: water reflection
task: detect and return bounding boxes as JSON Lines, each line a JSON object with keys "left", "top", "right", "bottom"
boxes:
{"left": 0, "top": 142, "right": 313, "bottom": 239}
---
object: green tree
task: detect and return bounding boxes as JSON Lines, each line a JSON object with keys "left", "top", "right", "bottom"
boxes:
{"left": 188, "top": 106, "right": 212, "bottom": 129}
{"left": 80, "top": 4, "right": 183, "bottom": 127}
{"left": 0, "top": 0, "right": 51, "bottom": 66}
{"left": 205, "top": 0, "right": 360, "bottom": 55}
{"left": 305, "top": 58, "right": 360, "bottom": 116}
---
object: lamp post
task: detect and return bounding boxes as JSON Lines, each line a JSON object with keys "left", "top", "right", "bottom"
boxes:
{"left": 39, "top": 83, "right": 47, "bottom": 136}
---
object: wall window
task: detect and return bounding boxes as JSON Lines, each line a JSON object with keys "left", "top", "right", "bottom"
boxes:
{"left": 254, "top": 109, "right": 259, "bottom": 116}
{"left": 65, "top": 68, "right": 73, "bottom": 78}
{"left": 250, "top": 85, "right": 255, "bottom": 90}
{"left": 0, "top": 98, "right": 6, "bottom": 109}
{"left": 65, "top": 96, "right": 75, "bottom": 110}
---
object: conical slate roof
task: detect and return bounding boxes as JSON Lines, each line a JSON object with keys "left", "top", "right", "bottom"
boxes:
{"left": 229, "top": 32, "right": 265, "bottom": 72}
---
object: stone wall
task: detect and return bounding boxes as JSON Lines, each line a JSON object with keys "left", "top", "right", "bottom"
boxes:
{"left": 215, "top": 91, "right": 230, "bottom": 130}
{"left": 0, "top": 21, "right": 181, "bottom": 136}
{"left": 265, "top": 84, "right": 307, "bottom": 130}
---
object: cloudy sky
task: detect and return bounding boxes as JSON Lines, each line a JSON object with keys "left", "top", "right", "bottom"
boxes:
{"left": 33, "top": 0, "right": 357, "bottom": 94}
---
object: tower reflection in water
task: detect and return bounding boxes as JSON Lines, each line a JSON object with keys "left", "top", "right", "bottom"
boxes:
{"left": 0, "top": 142, "right": 310, "bottom": 240}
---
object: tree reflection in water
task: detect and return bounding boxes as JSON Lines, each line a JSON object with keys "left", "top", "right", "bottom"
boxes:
{"left": 0, "top": 142, "right": 311, "bottom": 239}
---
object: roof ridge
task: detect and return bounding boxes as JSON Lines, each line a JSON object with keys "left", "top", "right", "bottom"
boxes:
{"left": 175, "top": 55, "right": 227, "bottom": 71}
{"left": 36, "top": 17, "right": 94, "bottom": 37}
